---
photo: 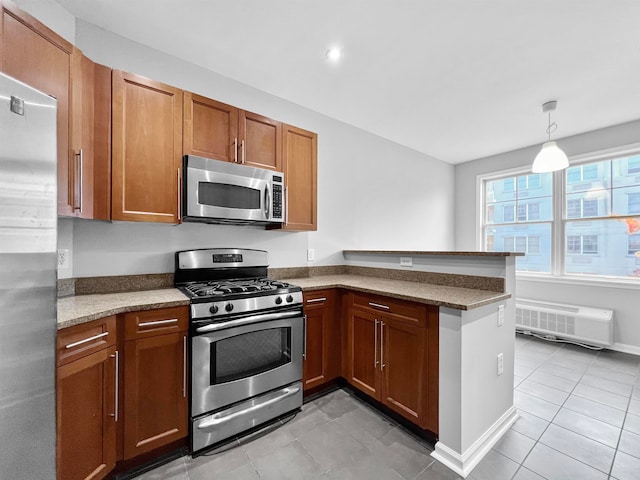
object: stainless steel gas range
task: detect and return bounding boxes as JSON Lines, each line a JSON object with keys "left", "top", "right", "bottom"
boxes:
{"left": 175, "top": 248, "right": 304, "bottom": 454}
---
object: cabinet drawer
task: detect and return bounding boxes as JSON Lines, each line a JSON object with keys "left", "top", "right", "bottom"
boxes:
{"left": 303, "top": 290, "right": 334, "bottom": 308}
{"left": 124, "top": 306, "right": 188, "bottom": 340}
{"left": 352, "top": 293, "right": 427, "bottom": 324}
{"left": 57, "top": 316, "right": 116, "bottom": 367}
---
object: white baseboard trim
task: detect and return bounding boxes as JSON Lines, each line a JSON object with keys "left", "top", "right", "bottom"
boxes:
{"left": 610, "top": 342, "right": 640, "bottom": 356}
{"left": 431, "top": 406, "right": 519, "bottom": 478}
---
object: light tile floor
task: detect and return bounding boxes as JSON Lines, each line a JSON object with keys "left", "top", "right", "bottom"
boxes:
{"left": 132, "top": 333, "right": 640, "bottom": 479}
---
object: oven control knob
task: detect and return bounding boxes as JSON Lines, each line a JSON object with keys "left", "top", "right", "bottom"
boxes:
{"left": 275, "top": 296, "right": 283, "bottom": 305}
{"left": 286, "top": 295, "right": 293, "bottom": 303}
{"left": 209, "top": 305, "right": 219, "bottom": 314}
{"left": 225, "top": 303, "right": 234, "bottom": 312}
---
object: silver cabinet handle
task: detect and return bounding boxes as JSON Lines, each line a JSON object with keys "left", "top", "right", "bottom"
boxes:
{"left": 369, "top": 302, "right": 390, "bottom": 310}
{"left": 109, "top": 350, "right": 119, "bottom": 422}
{"left": 75, "top": 149, "right": 83, "bottom": 213}
{"left": 374, "top": 319, "right": 379, "bottom": 367}
{"left": 138, "top": 318, "right": 179, "bottom": 327}
{"left": 380, "top": 321, "right": 385, "bottom": 371}
{"left": 197, "top": 386, "right": 300, "bottom": 429}
{"left": 241, "top": 139, "right": 245, "bottom": 164}
{"left": 306, "top": 297, "right": 327, "bottom": 304}
{"left": 303, "top": 314, "right": 307, "bottom": 359}
{"left": 233, "top": 137, "right": 238, "bottom": 163}
{"left": 183, "top": 336, "right": 187, "bottom": 398}
{"left": 196, "top": 310, "right": 299, "bottom": 333}
{"left": 177, "top": 168, "right": 182, "bottom": 221}
{"left": 65, "top": 331, "right": 108, "bottom": 349}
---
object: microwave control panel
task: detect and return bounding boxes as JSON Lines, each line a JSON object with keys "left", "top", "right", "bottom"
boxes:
{"left": 272, "top": 183, "right": 283, "bottom": 220}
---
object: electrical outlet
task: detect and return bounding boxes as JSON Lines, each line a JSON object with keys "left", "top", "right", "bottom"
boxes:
{"left": 307, "top": 248, "right": 315, "bottom": 261}
{"left": 497, "top": 353, "right": 504, "bottom": 376}
{"left": 58, "top": 249, "right": 69, "bottom": 269}
{"left": 400, "top": 257, "right": 412, "bottom": 267}
{"left": 497, "top": 305, "right": 504, "bottom": 326}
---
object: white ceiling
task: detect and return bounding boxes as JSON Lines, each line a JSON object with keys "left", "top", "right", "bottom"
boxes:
{"left": 56, "top": 0, "right": 640, "bottom": 164}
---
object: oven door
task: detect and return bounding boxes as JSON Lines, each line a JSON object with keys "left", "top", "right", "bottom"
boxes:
{"left": 191, "top": 309, "right": 303, "bottom": 417}
{"left": 185, "top": 155, "right": 279, "bottom": 223}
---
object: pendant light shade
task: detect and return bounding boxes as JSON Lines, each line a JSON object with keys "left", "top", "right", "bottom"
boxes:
{"left": 532, "top": 141, "right": 569, "bottom": 173}
{"left": 531, "top": 100, "right": 568, "bottom": 173}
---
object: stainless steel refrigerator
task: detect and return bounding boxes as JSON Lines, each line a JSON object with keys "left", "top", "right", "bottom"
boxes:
{"left": 0, "top": 72, "right": 57, "bottom": 478}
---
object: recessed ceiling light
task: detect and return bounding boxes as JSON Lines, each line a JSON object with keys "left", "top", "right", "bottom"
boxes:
{"left": 326, "top": 47, "right": 342, "bottom": 62}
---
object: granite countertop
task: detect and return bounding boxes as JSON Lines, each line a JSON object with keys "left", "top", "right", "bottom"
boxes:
{"left": 57, "top": 273, "right": 510, "bottom": 329}
{"left": 57, "top": 289, "right": 190, "bottom": 329}
{"left": 281, "top": 274, "right": 510, "bottom": 310}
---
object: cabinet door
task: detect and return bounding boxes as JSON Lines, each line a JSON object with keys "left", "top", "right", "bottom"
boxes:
{"left": 239, "top": 110, "right": 282, "bottom": 171}
{"left": 303, "top": 290, "right": 340, "bottom": 391}
{"left": 70, "top": 54, "right": 111, "bottom": 220}
{"left": 57, "top": 346, "right": 117, "bottom": 480}
{"left": 112, "top": 70, "right": 183, "bottom": 223}
{"left": 1, "top": 2, "right": 75, "bottom": 215}
{"left": 282, "top": 124, "right": 317, "bottom": 231}
{"left": 380, "top": 317, "right": 426, "bottom": 425}
{"left": 123, "top": 331, "right": 188, "bottom": 459}
{"left": 183, "top": 92, "right": 238, "bottom": 162}
{"left": 347, "top": 309, "right": 380, "bottom": 399}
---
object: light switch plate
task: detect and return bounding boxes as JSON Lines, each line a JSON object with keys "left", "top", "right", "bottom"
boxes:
{"left": 307, "top": 248, "right": 315, "bottom": 261}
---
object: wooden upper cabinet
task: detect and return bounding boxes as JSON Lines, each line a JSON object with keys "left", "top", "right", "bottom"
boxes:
{"left": 282, "top": 124, "right": 317, "bottom": 231}
{"left": 239, "top": 110, "right": 282, "bottom": 171}
{"left": 0, "top": 0, "right": 75, "bottom": 215}
{"left": 112, "top": 70, "right": 183, "bottom": 223}
{"left": 183, "top": 92, "right": 238, "bottom": 162}
{"left": 184, "top": 92, "right": 282, "bottom": 171}
{"left": 70, "top": 54, "right": 112, "bottom": 220}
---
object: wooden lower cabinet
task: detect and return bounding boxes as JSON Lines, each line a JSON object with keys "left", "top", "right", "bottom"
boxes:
{"left": 346, "top": 293, "right": 438, "bottom": 433}
{"left": 302, "top": 290, "right": 341, "bottom": 390}
{"left": 57, "top": 307, "right": 189, "bottom": 479}
{"left": 123, "top": 308, "right": 188, "bottom": 459}
{"left": 56, "top": 319, "right": 118, "bottom": 480}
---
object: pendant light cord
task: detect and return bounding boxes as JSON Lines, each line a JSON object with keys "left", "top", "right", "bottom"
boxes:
{"left": 546, "top": 111, "right": 558, "bottom": 141}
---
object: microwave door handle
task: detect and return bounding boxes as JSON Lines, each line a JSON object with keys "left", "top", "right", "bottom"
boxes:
{"left": 264, "top": 184, "right": 271, "bottom": 220}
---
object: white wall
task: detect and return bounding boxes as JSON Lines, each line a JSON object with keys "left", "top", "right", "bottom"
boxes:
{"left": 48, "top": 19, "right": 454, "bottom": 275}
{"left": 455, "top": 120, "right": 640, "bottom": 352}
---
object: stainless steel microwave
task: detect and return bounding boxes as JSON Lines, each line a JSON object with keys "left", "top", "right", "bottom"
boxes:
{"left": 183, "top": 155, "right": 284, "bottom": 225}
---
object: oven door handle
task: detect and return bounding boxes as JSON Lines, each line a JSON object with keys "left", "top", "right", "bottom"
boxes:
{"left": 195, "top": 310, "right": 300, "bottom": 333}
{"left": 196, "top": 386, "right": 301, "bottom": 430}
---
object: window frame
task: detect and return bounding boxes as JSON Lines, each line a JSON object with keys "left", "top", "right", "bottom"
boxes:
{"left": 477, "top": 142, "right": 640, "bottom": 284}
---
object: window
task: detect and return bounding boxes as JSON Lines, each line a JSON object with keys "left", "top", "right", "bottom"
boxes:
{"left": 504, "top": 235, "right": 540, "bottom": 254}
{"left": 629, "top": 193, "right": 640, "bottom": 215}
{"left": 567, "top": 198, "right": 598, "bottom": 218}
{"left": 566, "top": 234, "right": 598, "bottom": 254}
{"left": 629, "top": 234, "right": 640, "bottom": 255}
{"left": 518, "top": 174, "right": 541, "bottom": 190}
{"left": 503, "top": 205, "right": 514, "bottom": 222}
{"left": 567, "top": 164, "right": 598, "bottom": 183}
{"left": 503, "top": 178, "right": 515, "bottom": 192}
{"left": 483, "top": 172, "right": 552, "bottom": 272}
{"left": 481, "top": 149, "right": 640, "bottom": 279}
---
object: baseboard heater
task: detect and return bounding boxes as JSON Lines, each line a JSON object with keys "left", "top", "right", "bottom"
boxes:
{"left": 516, "top": 298, "right": 614, "bottom": 347}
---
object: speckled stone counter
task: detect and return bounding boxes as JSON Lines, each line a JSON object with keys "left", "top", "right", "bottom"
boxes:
{"left": 57, "top": 289, "right": 189, "bottom": 329}
{"left": 58, "top": 272, "right": 509, "bottom": 329}
{"left": 281, "top": 274, "right": 510, "bottom": 310}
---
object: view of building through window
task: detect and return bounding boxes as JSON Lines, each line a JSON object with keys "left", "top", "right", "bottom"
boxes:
{"left": 483, "top": 153, "right": 640, "bottom": 278}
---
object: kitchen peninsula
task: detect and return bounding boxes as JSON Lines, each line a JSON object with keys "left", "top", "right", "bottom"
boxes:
{"left": 57, "top": 250, "right": 519, "bottom": 478}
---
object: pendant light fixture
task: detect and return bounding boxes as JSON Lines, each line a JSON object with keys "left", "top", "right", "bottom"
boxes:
{"left": 532, "top": 100, "right": 569, "bottom": 173}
